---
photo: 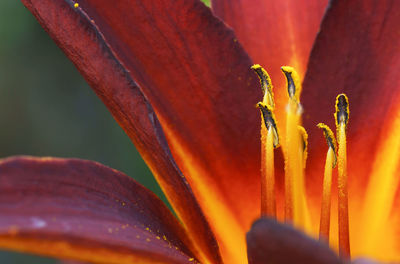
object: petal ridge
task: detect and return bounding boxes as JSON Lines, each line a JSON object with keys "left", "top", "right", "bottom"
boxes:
{"left": 20, "top": 0, "right": 221, "bottom": 263}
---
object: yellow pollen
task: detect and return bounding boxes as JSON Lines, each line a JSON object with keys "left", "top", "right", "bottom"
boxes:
{"left": 251, "top": 64, "right": 275, "bottom": 109}
{"left": 74, "top": 3, "right": 79, "bottom": 8}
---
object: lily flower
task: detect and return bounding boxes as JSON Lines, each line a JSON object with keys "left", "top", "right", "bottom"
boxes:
{"left": 0, "top": 0, "right": 398, "bottom": 263}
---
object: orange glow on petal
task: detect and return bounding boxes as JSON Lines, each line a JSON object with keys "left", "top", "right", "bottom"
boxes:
{"left": 0, "top": 236, "right": 195, "bottom": 264}
{"left": 354, "top": 102, "right": 400, "bottom": 261}
{"left": 161, "top": 120, "right": 248, "bottom": 264}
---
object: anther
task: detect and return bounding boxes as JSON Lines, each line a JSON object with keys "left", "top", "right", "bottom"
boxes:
{"left": 335, "top": 94, "right": 349, "bottom": 127}
{"left": 257, "top": 102, "right": 279, "bottom": 148}
{"left": 281, "top": 66, "right": 302, "bottom": 103}
{"left": 252, "top": 64, "right": 275, "bottom": 108}
{"left": 317, "top": 123, "right": 338, "bottom": 168}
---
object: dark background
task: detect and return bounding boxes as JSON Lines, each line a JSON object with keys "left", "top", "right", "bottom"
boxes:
{"left": 0, "top": 0, "right": 214, "bottom": 262}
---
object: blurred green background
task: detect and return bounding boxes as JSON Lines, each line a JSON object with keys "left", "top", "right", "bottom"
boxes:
{"left": 0, "top": 0, "right": 214, "bottom": 262}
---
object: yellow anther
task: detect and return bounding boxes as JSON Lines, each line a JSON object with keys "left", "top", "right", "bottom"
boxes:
{"left": 298, "top": 126, "right": 308, "bottom": 169}
{"left": 281, "top": 66, "right": 302, "bottom": 102}
{"left": 317, "top": 123, "right": 338, "bottom": 168}
{"left": 334, "top": 93, "right": 349, "bottom": 128}
{"left": 257, "top": 102, "right": 279, "bottom": 148}
{"left": 74, "top": 3, "right": 79, "bottom": 8}
{"left": 251, "top": 64, "right": 275, "bottom": 108}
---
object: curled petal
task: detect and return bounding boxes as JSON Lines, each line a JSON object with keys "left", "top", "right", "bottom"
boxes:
{"left": 0, "top": 156, "right": 197, "bottom": 264}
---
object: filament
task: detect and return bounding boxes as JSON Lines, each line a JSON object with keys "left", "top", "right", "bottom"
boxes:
{"left": 260, "top": 126, "right": 276, "bottom": 217}
{"left": 320, "top": 147, "right": 334, "bottom": 241}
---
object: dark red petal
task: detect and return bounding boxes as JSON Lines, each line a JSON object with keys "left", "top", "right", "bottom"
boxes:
{"left": 301, "top": 0, "right": 400, "bottom": 258}
{"left": 0, "top": 156, "right": 197, "bottom": 264}
{"left": 303, "top": 0, "right": 400, "bottom": 185}
{"left": 22, "top": 0, "right": 261, "bottom": 262}
{"left": 302, "top": 0, "right": 400, "bottom": 200}
{"left": 21, "top": 0, "right": 221, "bottom": 263}
{"left": 246, "top": 218, "right": 342, "bottom": 264}
{"left": 212, "top": 0, "right": 328, "bottom": 124}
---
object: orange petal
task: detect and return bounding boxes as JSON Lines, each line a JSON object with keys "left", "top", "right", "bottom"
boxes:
{"left": 21, "top": 0, "right": 222, "bottom": 263}
{"left": 212, "top": 0, "right": 328, "bottom": 126}
{"left": 0, "top": 156, "right": 197, "bottom": 264}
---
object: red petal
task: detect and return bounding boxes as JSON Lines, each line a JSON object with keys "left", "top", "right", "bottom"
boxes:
{"left": 21, "top": 0, "right": 221, "bottom": 263}
{"left": 211, "top": 0, "right": 328, "bottom": 123}
{"left": 301, "top": 0, "right": 400, "bottom": 259}
{"left": 0, "top": 156, "right": 197, "bottom": 264}
{"left": 22, "top": 0, "right": 262, "bottom": 262}
{"left": 302, "top": 0, "right": 400, "bottom": 200}
{"left": 246, "top": 218, "right": 342, "bottom": 264}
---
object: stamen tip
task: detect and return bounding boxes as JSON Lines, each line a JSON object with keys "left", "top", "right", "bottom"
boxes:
{"left": 281, "top": 66, "right": 301, "bottom": 101}
{"left": 317, "top": 123, "right": 338, "bottom": 168}
{"left": 252, "top": 64, "right": 274, "bottom": 108}
{"left": 334, "top": 93, "right": 350, "bottom": 128}
{"left": 257, "top": 103, "right": 280, "bottom": 148}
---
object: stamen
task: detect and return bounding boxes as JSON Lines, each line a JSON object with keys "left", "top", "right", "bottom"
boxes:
{"left": 335, "top": 94, "right": 351, "bottom": 258}
{"left": 282, "top": 66, "right": 309, "bottom": 229}
{"left": 252, "top": 65, "right": 279, "bottom": 219}
{"left": 317, "top": 123, "right": 338, "bottom": 242}
{"left": 251, "top": 64, "right": 275, "bottom": 108}
{"left": 258, "top": 103, "right": 279, "bottom": 217}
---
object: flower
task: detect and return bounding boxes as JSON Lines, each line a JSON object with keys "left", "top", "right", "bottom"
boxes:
{"left": 0, "top": 0, "right": 398, "bottom": 263}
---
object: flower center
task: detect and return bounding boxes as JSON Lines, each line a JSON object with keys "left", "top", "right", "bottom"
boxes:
{"left": 252, "top": 65, "right": 351, "bottom": 259}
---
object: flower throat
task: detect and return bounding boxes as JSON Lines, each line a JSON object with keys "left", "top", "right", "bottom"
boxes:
{"left": 252, "top": 65, "right": 351, "bottom": 258}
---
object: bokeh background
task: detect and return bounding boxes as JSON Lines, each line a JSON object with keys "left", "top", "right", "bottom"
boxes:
{"left": 0, "top": 0, "right": 209, "bottom": 262}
